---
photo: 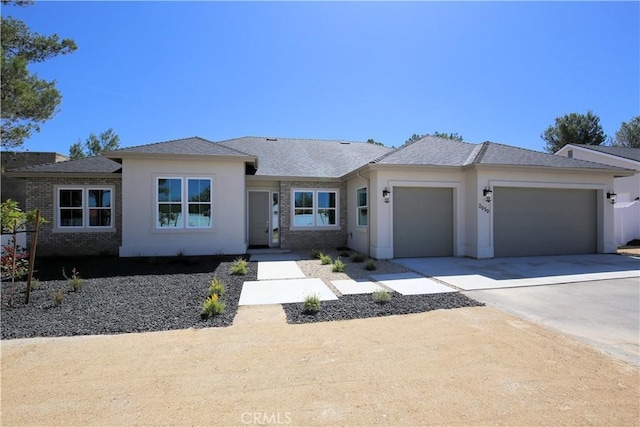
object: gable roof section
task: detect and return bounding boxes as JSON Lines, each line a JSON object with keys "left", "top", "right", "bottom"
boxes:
{"left": 375, "top": 136, "right": 476, "bottom": 166}
{"left": 4, "top": 155, "right": 122, "bottom": 177}
{"left": 218, "top": 136, "right": 392, "bottom": 178}
{"left": 104, "top": 136, "right": 254, "bottom": 160}
{"left": 372, "top": 136, "right": 627, "bottom": 171}
{"left": 564, "top": 144, "right": 640, "bottom": 163}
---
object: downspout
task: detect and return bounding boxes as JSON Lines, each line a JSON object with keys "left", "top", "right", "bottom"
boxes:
{"left": 356, "top": 170, "right": 371, "bottom": 257}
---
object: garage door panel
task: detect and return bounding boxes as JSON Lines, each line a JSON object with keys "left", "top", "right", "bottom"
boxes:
{"left": 494, "top": 188, "right": 596, "bottom": 257}
{"left": 393, "top": 187, "right": 453, "bottom": 258}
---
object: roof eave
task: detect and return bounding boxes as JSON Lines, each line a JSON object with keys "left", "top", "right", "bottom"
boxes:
{"left": 103, "top": 152, "right": 256, "bottom": 163}
{"left": 4, "top": 171, "right": 122, "bottom": 179}
{"left": 468, "top": 163, "right": 635, "bottom": 176}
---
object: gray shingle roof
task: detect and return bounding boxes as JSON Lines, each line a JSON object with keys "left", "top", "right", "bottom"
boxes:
{"left": 6, "top": 155, "right": 121, "bottom": 174}
{"left": 374, "top": 136, "right": 623, "bottom": 170}
{"left": 569, "top": 144, "right": 640, "bottom": 162}
{"left": 375, "top": 136, "right": 477, "bottom": 166}
{"left": 108, "top": 136, "right": 254, "bottom": 158}
{"left": 475, "top": 141, "right": 618, "bottom": 169}
{"left": 218, "top": 136, "right": 392, "bottom": 178}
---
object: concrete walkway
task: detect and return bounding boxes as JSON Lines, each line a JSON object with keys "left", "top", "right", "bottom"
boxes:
{"left": 240, "top": 252, "right": 459, "bottom": 305}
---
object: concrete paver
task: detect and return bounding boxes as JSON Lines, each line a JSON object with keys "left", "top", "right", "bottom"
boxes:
{"left": 238, "top": 278, "right": 338, "bottom": 305}
{"left": 370, "top": 272, "right": 457, "bottom": 295}
{"left": 331, "top": 279, "right": 385, "bottom": 295}
{"left": 257, "top": 260, "right": 306, "bottom": 280}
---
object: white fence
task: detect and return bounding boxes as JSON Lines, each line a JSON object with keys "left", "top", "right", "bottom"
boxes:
{"left": 614, "top": 201, "right": 640, "bottom": 246}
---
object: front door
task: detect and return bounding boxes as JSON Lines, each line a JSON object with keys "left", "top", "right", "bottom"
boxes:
{"left": 249, "top": 191, "right": 270, "bottom": 247}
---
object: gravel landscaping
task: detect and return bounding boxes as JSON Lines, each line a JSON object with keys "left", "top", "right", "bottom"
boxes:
{"left": 2, "top": 249, "right": 485, "bottom": 339}
{"left": 284, "top": 293, "right": 484, "bottom": 324}
{"left": 1, "top": 256, "right": 254, "bottom": 339}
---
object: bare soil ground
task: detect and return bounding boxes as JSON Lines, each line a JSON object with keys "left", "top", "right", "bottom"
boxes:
{"left": 2, "top": 305, "right": 639, "bottom": 426}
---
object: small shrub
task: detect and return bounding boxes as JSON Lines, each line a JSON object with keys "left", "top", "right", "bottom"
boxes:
{"left": 230, "top": 258, "right": 248, "bottom": 275}
{"left": 53, "top": 289, "right": 64, "bottom": 306}
{"left": 320, "top": 253, "right": 332, "bottom": 265}
{"left": 303, "top": 294, "right": 321, "bottom": 314}
{"left": 29, "top": 278, "right": 40, "bottom": 291}
{"left": 209, "top": 278, "right": 225, "bottom": 296}
{"left": 332, "top": 258, "right": 345, "bottom": 273}
{"left": 365, "top": 259, "right": 377, "bottom": 271}
{"left": 202, "top": 294, "right": 225, "bottom": 317}
{"left": 351, "top": 253, "right": 365, "bottom": 263}
{"left": 372, "top": 290, "right": 390, "bottom": 304}
{"left": 339, "top": 250, "right": 350, "bottom": 257}
{"left": 63, "top": 267, "right": 83, "bottom": 292}
{"left": 310, "top": 249, "right": 322, "bottom": 259}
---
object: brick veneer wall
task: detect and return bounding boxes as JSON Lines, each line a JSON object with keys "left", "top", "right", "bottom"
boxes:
{"left": 279, "top": 180, "right": 348, "bottom": 250}
{"left": 25, "top": 177, "right": 122, "bottom": 256}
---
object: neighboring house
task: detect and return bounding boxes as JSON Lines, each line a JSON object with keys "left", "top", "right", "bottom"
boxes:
{"left": 1, "top": 151, "right": 69, "bottom": 207}
{"left": 6, "top": 136, "right": 634, "bottom": 258}
{"left": 555, "top": 144, "right": 640, "bottom": 245}
{"left": 1, "top": 151, "right": 69, "bottom": 249}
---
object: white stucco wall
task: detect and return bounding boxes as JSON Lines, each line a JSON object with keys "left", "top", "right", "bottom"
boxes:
{"left": 368, "top": 167, "right": 466, "bottom": 259}
{"left": 366, "top": 165, "right": 618, "bottom": 259}
{"left": 475, "top": 167, "right": 617, "bottom": 257}
{"left": 346, "top": 174, "right": 369, "bottom": 255}
{"left": 119, "top": 158, "right": 247, "bottom": 256}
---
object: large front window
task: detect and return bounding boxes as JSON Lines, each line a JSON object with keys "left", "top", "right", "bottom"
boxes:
{"left": 157, "top": 177, "right": 212, "bottom": 228}
{"left": 292, "top": 189, "right": 338, "bottom": 227}
{"left": 58, "top": 187, "right": 113, "bottom": 229}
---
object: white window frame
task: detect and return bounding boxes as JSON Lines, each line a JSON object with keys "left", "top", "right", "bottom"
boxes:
{"left": 155, "top": 177, "right": 213, "bottom": 229}
{"left": 291, "top": 188, "right": 340, "bottom": 229}
{"left": 56, "top": 186, "right": 115, "bottom": 230}
{"left": 357, "top": 187, "right": 368, "bottom": 227}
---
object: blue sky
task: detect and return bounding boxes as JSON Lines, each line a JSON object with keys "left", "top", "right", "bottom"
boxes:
{"left": 6, "top": 1, "right": 639, "bottom": 154}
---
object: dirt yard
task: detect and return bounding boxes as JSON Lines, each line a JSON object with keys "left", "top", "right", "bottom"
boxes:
{"left": 2, "top": 306, "right": 639, "bottom": 426}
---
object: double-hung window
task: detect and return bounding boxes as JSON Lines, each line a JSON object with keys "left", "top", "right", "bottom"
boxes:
{"left": 157, "top": 177, "right": 212, "bottom": 229}
{"left": 357, "top": 187, "right": 368, "bottom": 227}
{"left": 292, "top": 189, "right": 338, "bottom": 228}
{"left": 57, "top": 187, "right": 113, "bottom": 229}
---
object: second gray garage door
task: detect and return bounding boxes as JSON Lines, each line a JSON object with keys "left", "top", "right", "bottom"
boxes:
{"left": 393, "top": 187, "right": 453, "bottom": 258}
{"left": 493, "top": 187, "right": 597, "bottom": 257}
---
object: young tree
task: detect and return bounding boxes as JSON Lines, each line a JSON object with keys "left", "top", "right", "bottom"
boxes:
{"left": 0, "top": 1, "right": 78, "bottom": 149}
{"left": 611, "top": 116, "right": 640, "bottom": 148}
{"left": 69, "top": 128, "right": 120, "bottom": 159}
{"left": 541, "top": 111, "right": 606, "bottom": 153}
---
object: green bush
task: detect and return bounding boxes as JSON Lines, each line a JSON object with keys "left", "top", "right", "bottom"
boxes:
{"left": 209, "top": 278, "right": 225, "bottom": 296}
{"left": 339, "top": 250, "right": 350, "bottom": 257}
{"left": 230, "top": 258, "right": 248, "bottom": 275}
{"left": 372, "top": 290, "right": 390, "bottom": 303}
{"left": 320, "top": 253, "right": 332, "bottom": 265}
{"left": 364, "top": 260, "right": 377, "bottom": 271}
{"left": 332, "top": 258, "right": 345, "bottom": 273}
{"left": 351, "top": 253, "right": 365, "bottom": 263}
{"left": 303, "top": 294, "right": 321, "bottom": 314}
{"left": 202, "top": 294, "right": 225, "bottom": 317}
{"left": 310, "top": 249, "right": 322, "bottom": 259}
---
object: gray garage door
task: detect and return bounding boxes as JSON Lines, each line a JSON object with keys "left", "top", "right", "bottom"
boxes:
{"left": 393, "top": 187, "right": 453, "bottom": 258}
{"left": 494, "top": 187, "right": 597, "bottom": 257}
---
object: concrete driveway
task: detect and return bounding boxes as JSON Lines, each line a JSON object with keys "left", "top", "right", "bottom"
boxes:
{"left": 394, "top": 254, "right": 640, "bottom": 365}
{"left": 467, "top": 277, "right": 640, "bottom": 365}
{"left": 394, "top": 254, "right": 639, "bottom": 290}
